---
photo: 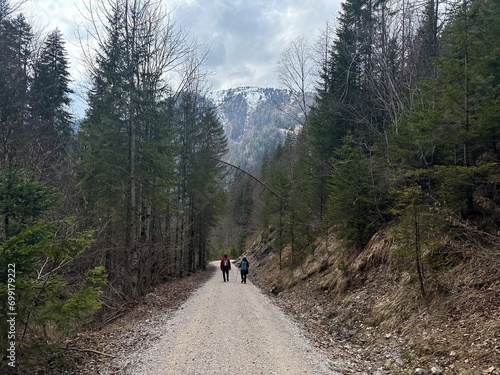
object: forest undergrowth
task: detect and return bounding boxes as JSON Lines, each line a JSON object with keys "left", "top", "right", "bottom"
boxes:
{"left": 26, "top": 267, "right": 216, "bottom": 374}
{"left": 248, "top": 228, "right": 500, "bottom": 375}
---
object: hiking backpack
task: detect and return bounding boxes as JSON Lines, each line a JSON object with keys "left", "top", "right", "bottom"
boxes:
{"left": 241, "top": 260, "right": 248, "bottom": 272}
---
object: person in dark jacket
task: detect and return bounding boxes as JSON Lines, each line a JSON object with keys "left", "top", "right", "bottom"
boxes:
{"left": 239, "top": 256, "right": 249, "bottom": 284}
{"left": 220, "top": 254, "right": 231, "bottom": 282}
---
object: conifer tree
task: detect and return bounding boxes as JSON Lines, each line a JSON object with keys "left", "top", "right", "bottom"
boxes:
{"left": 0, "top": 168, "right": 106, "bottom": 367}
{"left": 79, "top": 0, "right": 218, "bottom": 295}
{"left": 190, "top": 108, "right": 228, "bottom": 268}
{"left": 407, "top": 0, "right": 498, "bottom": 167}
{"left": 305, "top": 0, "right": 378, "bottom": 221}
{"left": 173, "top": 87, "right": 227, "bottom": 272}
{"left": 0, "top": 13, "right": 33, "bottom": 168}
{"left": 79, "top": 0, "right": 187, "bottom": 296}
{"left": 28, "top": 28, "right": 73, "bottom": 180}
{"left": 31, "top": 29, "right": 72, "bottom": 131}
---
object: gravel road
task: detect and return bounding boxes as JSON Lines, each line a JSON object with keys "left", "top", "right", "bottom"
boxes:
{"left": 126, "top": 261, "right": 339, "bottom": 375}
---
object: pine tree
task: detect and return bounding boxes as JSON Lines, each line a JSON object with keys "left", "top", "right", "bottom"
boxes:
{"left": 26, "top": 28, "right": 73, "bottom": 181}
{"left": 0, "top": 13, "right": 33, "bottom": 168}
{"left": 79, "top": 0, "right": 179, "bottom": 296}
{"left": 31, "top": 29, "right": 72, "bottom": 132}
{"left": 0, "top": 168, "right": 106, "bottom": 365}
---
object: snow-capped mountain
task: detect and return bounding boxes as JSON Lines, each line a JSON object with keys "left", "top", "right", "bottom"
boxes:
{"left": 211, "top": 86, "right": 312, "bottom": 172}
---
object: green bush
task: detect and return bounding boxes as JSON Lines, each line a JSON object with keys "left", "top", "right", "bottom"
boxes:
{"left": 0, "top": 168, "right": 107, "bottom": 365}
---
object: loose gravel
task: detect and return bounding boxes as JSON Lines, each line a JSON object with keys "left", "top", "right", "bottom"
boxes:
{"left": 118, "top": 261, "right": 339, "bottom": 375}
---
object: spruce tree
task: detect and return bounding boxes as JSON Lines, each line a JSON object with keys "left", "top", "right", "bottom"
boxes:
{"left": 31, "top": 29, "right": 72, "bottom": 130}
{"left": 0, "top": 168, "right": 106, "bottom": 367}
{"left": 28, "top": 28, "right": 73, "bottom": 181}
{"left": 79, "top": 0, "right": 178, "bottom": 296}
{"left": 79, "top": 0, "right": 214, "bottom": 295}
{"left": 0, "top": 13, "right": 33, "bottom": 168}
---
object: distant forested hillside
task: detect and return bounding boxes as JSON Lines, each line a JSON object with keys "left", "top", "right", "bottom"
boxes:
{"left": 211, "top": 87, "right": 313, "bottom": 172}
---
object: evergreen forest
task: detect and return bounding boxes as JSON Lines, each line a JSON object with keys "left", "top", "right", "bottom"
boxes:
{"left": 224, "top": 0, "right": 500, "bottom": 283}
{"left": 0, "top": 0, "right": 228, "bottom": 366}
{"left": 1, "top": 0, "right": 499, "bottom": 371}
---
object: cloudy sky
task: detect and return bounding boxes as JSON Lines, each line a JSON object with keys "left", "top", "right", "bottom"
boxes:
{"left": 26, "top": 0, "right": 342, "bottom": 115}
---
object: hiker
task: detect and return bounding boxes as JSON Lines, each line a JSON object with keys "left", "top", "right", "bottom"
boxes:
{"left": 240, "top": 256, "right": 249, "bottom": 284}
{"left": 220, "top": 254, "right": 231, "bottom": 282}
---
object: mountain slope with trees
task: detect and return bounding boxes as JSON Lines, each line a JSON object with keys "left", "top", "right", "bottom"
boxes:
{"left": 212, "top": 86, "right": 313, "bottom": 173}
{"left": 223, "top": 0, "right": 500, "bottom": 290}
{"left": 220, "top": 0, "right": 500, "bottom": 373}
{"left": 245, "top": 222, "right": 498, "bottom": 374}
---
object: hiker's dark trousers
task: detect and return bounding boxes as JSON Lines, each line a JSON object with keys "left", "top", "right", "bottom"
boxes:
{"left": 222, "top": 267, "right": 230, "bottom": 282}
{"left": 241, "top": 270, "right": 248, "bottom": 283}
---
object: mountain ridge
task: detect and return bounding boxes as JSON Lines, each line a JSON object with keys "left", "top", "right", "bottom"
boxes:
{"left": 210, "top": 86, "right": 313, "bottom": 172}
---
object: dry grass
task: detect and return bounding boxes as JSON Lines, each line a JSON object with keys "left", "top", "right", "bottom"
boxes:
{"left": 248, "top": 226, "right": 500, "bottom": 374}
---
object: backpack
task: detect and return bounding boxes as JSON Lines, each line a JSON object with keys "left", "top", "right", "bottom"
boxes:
{"left": 241, "top": 260, "right": 248, "bottom": 272}
{"left": 223, "top": 259, "right": 229, "bottom": 268}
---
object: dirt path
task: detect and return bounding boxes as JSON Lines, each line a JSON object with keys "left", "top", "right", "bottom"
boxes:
{"left": 122, "top": 261, "right": 338, "bottom": 374}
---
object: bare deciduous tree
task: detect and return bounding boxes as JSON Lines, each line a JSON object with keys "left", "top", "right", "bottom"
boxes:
{"left": 276, "top": 36, "right": 314, "bottom": 126}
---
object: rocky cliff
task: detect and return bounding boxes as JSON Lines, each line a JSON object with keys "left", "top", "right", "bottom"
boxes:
{"left": 211, "top": 86, "right": 312, "bottom": 172}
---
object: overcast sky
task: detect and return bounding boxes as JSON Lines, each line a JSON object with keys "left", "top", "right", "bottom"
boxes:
{"left": 26, "top": 0, "right": 342, "bottom": 116}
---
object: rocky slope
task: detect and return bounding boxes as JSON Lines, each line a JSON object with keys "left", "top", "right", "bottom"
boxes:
{"left": 244, "top": 228, "right": 500, "bottom": 375}
{"left": 211, "top": 86, "right": 312, "bottom": 172}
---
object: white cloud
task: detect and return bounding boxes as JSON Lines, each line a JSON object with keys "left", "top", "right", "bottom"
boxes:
{"left": 171, "top": 0, "right": 341, "bottom": 90}
{"left": 25, "top": 0, "right": 342, "bottom": 116}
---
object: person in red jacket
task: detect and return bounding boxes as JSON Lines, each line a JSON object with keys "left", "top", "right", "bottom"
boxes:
{"left": 220, "top": 254, "right": 231, "bottom": 282}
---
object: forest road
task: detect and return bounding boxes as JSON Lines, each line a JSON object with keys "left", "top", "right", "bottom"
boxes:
{"left": 129, "top": 261, "right": 339, "bottom": 375}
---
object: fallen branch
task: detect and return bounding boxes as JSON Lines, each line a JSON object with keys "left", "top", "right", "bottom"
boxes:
{"left": 67, "top": 347, "right": 116, "bottom": 358}
{"left": 100, "top": 311, "right": 126, "bottom": 326}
